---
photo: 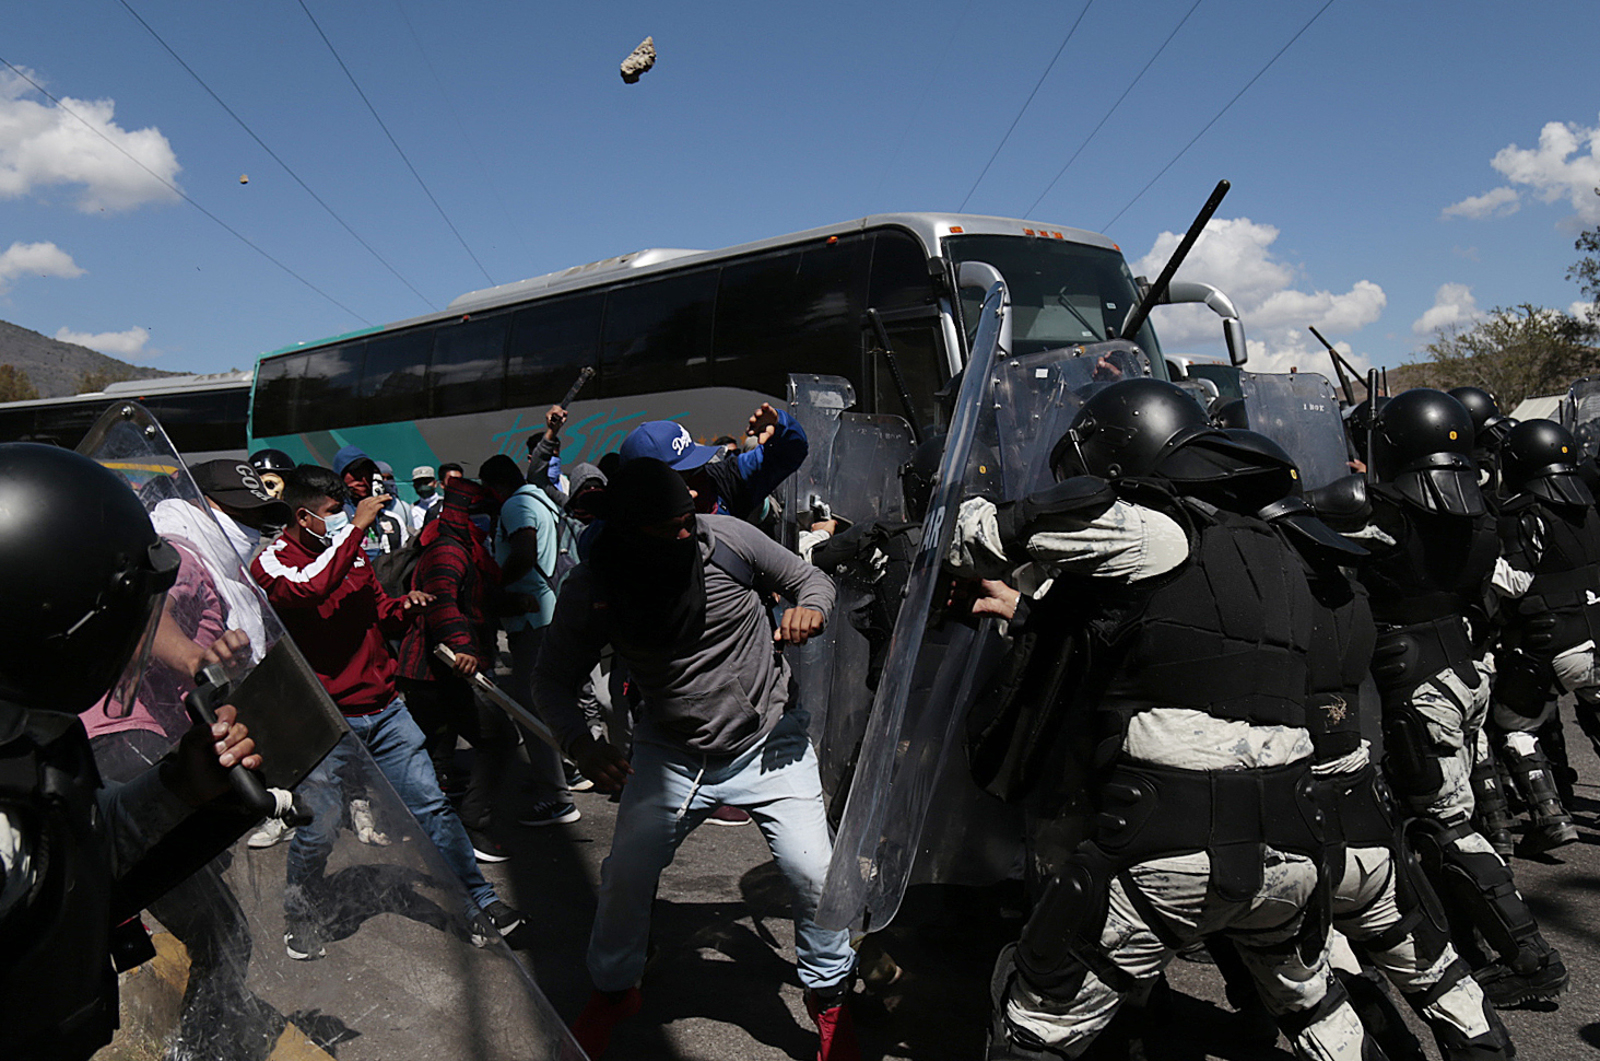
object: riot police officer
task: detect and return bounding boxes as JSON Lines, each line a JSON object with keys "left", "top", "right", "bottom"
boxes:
{"left": 951, "top": 380, "right": 1381, "bottom": 1059}
{"left": 1492, "top": 419, "right": 1593, "bottom": 853}
{"left": 1359, "top": 389, "right": 1566, "bottom": 1007}
{"left": 0, "top": 444, "right": 261, "bottom": 1060}
{"left": 1449, "top": 386, "right": 1517, "bottom": 495}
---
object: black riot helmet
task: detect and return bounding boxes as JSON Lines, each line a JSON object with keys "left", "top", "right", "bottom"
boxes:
{"left": 1448, "top": 386, "right": 1516, "bottom": 452}
{"left": 1370, "top": 388, "right": 1485, "bottom": 517}
{"left": 1222, "top": 429, "right": 1366, "bottom": 559}
{"left": 249, "top": 448, "right": 296, "bottom": 500}
{"left": 0, "top": 445, "right": 179, "bottom": 713}
{"left": 1500, "top": 419, "right": 1594, "bottom": 508}
{"left": 1049, "top": 378, "right": 1213, "bottom": 481}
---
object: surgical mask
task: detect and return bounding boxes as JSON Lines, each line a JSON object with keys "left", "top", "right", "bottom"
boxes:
{"left": 415, "top": 481, "right": 437, "bottom": 499}
{"left": 302, "top": 507, "right": 349, "bottom": 547}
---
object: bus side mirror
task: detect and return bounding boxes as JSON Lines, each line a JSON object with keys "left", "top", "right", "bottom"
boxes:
{"left": 1224, "top": 318, "right": 1248, "bottom": 367}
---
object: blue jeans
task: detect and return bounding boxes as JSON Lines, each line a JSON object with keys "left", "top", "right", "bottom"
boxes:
{"left": 588, "top": 710, "right": 856, "bottom": 992}
{"left": 285, "top": 698, "right": 496, "bottom": 917}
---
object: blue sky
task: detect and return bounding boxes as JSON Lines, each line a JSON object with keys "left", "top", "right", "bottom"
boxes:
{"left": 2, "top": 0, "right": 1597, "bottom": 380}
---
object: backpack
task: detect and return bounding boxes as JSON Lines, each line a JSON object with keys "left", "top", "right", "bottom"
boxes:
{"left": 525, "top": 487, "right": 584, "bottom": 592}
{"left": 372, "top": 535, "right": 422, "bottom": 598}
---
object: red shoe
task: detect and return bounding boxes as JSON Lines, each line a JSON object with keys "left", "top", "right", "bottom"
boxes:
{"left": 805, "top": 988, "right": 861, "bottom": 1061}
{"left": 570, "top": 986, "right": 641, "bottom": 1059}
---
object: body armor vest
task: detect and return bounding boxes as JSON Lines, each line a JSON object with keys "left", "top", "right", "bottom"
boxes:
{"left": 0, "top": 705, "right": 118, "bottom": 1061}
{"left": 1093, "top": 500, "right": 1316, "bottom": 736}
{"left": 1501, "top": 496, "right": 1600, "bottom": 659}
{"left": 1304, "top": 566, "right": 1376, "bottom": 762}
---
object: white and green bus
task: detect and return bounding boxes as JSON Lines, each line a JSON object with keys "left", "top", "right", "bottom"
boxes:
{"left": 247, "top": 212, "right": 1182, "bottom": 503}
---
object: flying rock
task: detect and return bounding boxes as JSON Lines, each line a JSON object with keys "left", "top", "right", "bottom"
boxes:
{"left": 620, "top": 36, "right": 656, "bottom": 83}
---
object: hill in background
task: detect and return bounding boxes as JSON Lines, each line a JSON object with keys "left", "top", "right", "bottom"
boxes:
{"left": 0, "top": 319, "right": 183, "bottom": 398}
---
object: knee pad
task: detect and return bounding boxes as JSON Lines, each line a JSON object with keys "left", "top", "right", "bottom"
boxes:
{"left": 1491, "top": 651, "right": 1554, "bottom": 730}
{"left": 1409, "top": 819, "right": 1539, "bottom": 963}
{"left": 1403, "top": 959, "right": 1514, "bottom": 1061}
{"left": 1385, "top": 705, "right": 1446, "bottom": 797}
{"left": 1014, "top": 861, "right": 1107, "bottom": 999}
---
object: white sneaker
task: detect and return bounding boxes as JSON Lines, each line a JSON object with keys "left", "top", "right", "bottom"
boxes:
{"left": 247, "top": 816, "right": 296, "bottom": 849}
{"left": 349, "top": 798, "right": 392, "bottom": 846}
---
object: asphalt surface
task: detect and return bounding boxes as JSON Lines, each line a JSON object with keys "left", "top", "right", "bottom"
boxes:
{"left": 484, "top": 699, "right": 1600, "bottom": 1060}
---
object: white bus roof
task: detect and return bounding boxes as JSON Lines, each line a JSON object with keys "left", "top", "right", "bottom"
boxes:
{"left": 0, "top": 369, "right": 252, "bottom": 411}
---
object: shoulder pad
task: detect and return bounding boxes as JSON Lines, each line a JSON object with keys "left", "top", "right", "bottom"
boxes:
{"left": 1304, "top": 473, "right": 1370, "bottom": 527}
{"left": 997, "top": 476, "right": 1117, "bottom": 550}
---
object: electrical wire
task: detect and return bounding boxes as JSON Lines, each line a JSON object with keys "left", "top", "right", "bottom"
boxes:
{"left": 957, "top": 0, "right": 1094, "bottom": 213}
{"left": 115, "top": 0, "right": 437, "bottom": 310}
{"left": 293, "top": 0, "right": 496, "bottom": 285}
{"left": 391, "top": 0, "right": 532, "bottom": 265}
{"left": 1023, "top": 0, "right": 1204, "bottom": 218}
{"left": 0, "top": 56, "right": 369, "bottom": 324}
{"left": 1102, "top": 0, "right": 1337, "bottom": 231}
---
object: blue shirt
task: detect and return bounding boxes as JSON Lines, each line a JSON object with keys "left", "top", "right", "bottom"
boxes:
{"left": 496, "top": 484, "right": 559, "bottom": 632}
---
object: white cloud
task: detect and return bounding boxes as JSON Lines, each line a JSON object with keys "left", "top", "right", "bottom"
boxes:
{"left": 55, "top": 326, "right": 151, "bottom": 358}
{"left": 0, "top": 69, "right": 180, "bottom": 212}
{"left": 1441, "top": 186, "right": 1520, "bottom": 220}
{"left": 1133, "top": 217, "right": 1387, "bottom": 374}
{"left": 1446, "top": 115, "right": 1600, "bottom": 226}
{"left": 1411, "top": 283, "right": 1481, "bottom": 336}
{"left": 0, "top": 240, "right": 83, "bottom": 292}
{"left": 1572, "top": 299, "right": 1597, "bottom": 323}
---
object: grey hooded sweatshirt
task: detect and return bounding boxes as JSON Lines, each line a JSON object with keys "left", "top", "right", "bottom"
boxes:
{"left": 533, "top": 514, "right": 834, "bottom": 758}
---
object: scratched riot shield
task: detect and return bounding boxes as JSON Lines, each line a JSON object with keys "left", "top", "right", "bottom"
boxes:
{"left": 817, "top": 282, "right": 1012, "bottom": 934}
{"left": 80, "top": 402, "right": 583, "bottom": 1061}
{"left": 785, "top": 375, "right": 918, "bottom": 801}
{"left": 1562, "top": 377, "right": 1600, "bottom": 458}
{"left": 1238, "top": 370, "right": 1352, "bottom": 490}
{"left": 991, "top": 340, "right": 1154, "bottom": 497}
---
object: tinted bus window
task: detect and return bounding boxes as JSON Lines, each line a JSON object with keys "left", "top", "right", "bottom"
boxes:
{"left": 601, "top": 270, "right": 717, "bottom": 397}
{"left": 359, "top": 330, "right": 432, "bottom": 424}
{"left": 870, "top": 323, "right": 946, "bottom": 428}
{"left": 0, "top": 406, "right": 36, "bottom": 441}
{"left": 253, "top": 354, "right": 305, "bottom": 436}
{"left": 714, "top": 238, "right": 866, "bottom": 394}
{"left": 298, "top": 344, "right": 363, "bottom": 429}
{"left": 430, "top": 315, "right": 509, "bottom": 417}
{"left": 505, "top": 295, "right": 602, "bottom": 409}
{"left": 143, "top": 388, "right": 250, "bottom": 452}
{"left": 868, "top": 230, "right": 936, "bottom": 313}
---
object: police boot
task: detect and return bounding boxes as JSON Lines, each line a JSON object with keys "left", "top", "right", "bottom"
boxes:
{"left": 1537, "top": 715, "right": 1580, "bottom": 808}
{"left": 1469, "top": 756, "right": 1516, "bottom": 858}
{"left": 1501, "top": 739, "right": 1578, "bottom": 855}
{"left": 1407, "top": 979, "right": 1516, "bottom": 1060}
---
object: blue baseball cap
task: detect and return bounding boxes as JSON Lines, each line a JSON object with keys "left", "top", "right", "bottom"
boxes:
{"left": 619, "top": 420, "right": 722, "bottom": 471}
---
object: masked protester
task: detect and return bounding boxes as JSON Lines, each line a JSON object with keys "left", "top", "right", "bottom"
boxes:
{"left": 950, "top": 379, "right": 1383, "bottom": 1060}
{"left": 532, "top": 457, "right": 857, "bottom": 1061}
{"left": 0, "top": 444, "right": 261, "bottom": 1061}
{"left": 1359, "top": 389, "right": 1566, "bottom": 1008}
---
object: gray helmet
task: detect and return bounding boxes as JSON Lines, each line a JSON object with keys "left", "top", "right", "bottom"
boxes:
{"left": 0, "top": 445, "right": 179, "bottom": 713}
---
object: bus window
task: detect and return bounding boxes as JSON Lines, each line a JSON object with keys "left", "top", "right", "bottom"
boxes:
{"left": 601, "top": 270, "right": 717, "bottom": 398}
{"left": 505, "top": 294, "right": 602, "bottom": 409}
{"left": 870, "top": 324, "right": 946, "bottom": 430}
{"left": 253, "top": 354, "right": 305, "bottom": 436}
{"left": 358, "top": 330, "right": 432, "bottom": 424}
{"left": 868, "top": 230, "right": 937, "bottom": 314}
{"left": 0, "top": 405, "right": 36, "bottom": 442}
{"left": 430, "top": 314, "right": 509, "bottom": 417}
{"left": 297, "top": 344, "right": 363, "bottom": 429}
{"left": 713, "top": 238, "right": 866, "bottom": 394}
{"left": 144, "top": 388, "right": 252, "bottom": 453}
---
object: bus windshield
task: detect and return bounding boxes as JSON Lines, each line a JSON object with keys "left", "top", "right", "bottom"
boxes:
{"left": 945, "top": 234, "right": 1160, "bottom": 361}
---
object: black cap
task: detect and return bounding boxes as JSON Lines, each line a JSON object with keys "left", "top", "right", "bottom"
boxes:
{"left": 189, "top": 459, "right": 292, "bottom": 524}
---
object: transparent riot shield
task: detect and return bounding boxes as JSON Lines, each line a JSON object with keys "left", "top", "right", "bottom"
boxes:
{"left": 1238, "top": 370, "right": 1352, "bottom": 491}
{"left": 816, "top": 283, "right": 1011, "bottom": 934}
{"left": 80, "top": 402, "right": 583, "bottom": 1061}
{"left": 784, "top": 375, "right": 916, "bottom": 803}
{"left": 1562, "top": 376, "right": 1600, "bottom": 457}
{"left": 992, "top": 340, "right": 1154, "bottom": 497}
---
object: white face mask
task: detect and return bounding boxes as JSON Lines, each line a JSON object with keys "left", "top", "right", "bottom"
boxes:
{"left": 302, "top": 507, "right": 349, "bottom": 547}
{"left": 211, "top": 506, "right": 262, "bottom": 557}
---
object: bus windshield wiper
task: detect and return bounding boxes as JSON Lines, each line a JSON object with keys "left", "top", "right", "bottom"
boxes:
{"left": 1054, "top": 291, "right": 1103, "bottom": 341}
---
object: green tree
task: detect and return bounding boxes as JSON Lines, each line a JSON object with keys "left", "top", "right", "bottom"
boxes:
{"left": 76, "top": 366, "right": 136, "bottom": 394}
{"left": 1391, "top": 304, "right": 1599, "bottom": 409}
{"left": 0, "top": 364, "right": 40, "bottom": 402}
{"left": 1571, "top": 189, "right": 1600, "bottom": 325}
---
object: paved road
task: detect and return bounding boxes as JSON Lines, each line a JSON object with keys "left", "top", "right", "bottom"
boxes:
{"left": 487, "top": 701, "right": 1600, "bottom": 1060}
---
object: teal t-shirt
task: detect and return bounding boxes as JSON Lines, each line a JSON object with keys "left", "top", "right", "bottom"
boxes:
{"left": 496, "top": 484, "right": 559, "bottom": 632}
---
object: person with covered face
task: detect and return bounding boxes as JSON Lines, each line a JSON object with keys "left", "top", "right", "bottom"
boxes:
{"left": 532, "top": 457, "right": 857, "bottom": 1060}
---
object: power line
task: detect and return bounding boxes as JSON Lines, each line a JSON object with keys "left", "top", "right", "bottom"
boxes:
{"left": 293, "top": 0, "right": 496, "bottom": 285}
{"left": 957, "top": 0, "right": 1094, "bottom": 213}
{"left": 115, "top": 0, "right": 437, "bottom": 310}
{"left": 0, "top": 56, "right": 369, "bottom": 324}
{"left": 1102, "top": 0, "right": 1337, "bottom": 232}
{"left": 391, "top": 0, "right": 532, "bottom": 266}
{"left": 1023, "top": 0, "right": 1204, "bottom": 218}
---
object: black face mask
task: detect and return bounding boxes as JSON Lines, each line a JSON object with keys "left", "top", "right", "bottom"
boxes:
{"left": 590, "top": 458, "right": 706, "bottom": 651}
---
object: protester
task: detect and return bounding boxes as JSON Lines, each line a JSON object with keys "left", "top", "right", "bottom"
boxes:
{"left": 0, "top": 444, "right": 259, "bottom": 1061}
{"left": 534, "top": 457, "right": 857, "bottom": 1060}
{"left": 618, "top": 401, "right": 807, "bottom": 521}
{"left": 411, "top": 465, "right": 442, "bottom": 529}
{"left": 526, "top": 404, "right": 570, "bottom": 503}
{"left": 421, "top": 462, "right": 467, "bottom": 528}
{"left": 480, "top": 454, "right": 578, "bottom": 827}
{"left": 331, "top": 445, "right": 409, "bottom": 558}
{"left": 250, "top": 465, "right": 522, "bottom": 960}
{"left": 396, "top": 477, "right": 520, "bottom": 862}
